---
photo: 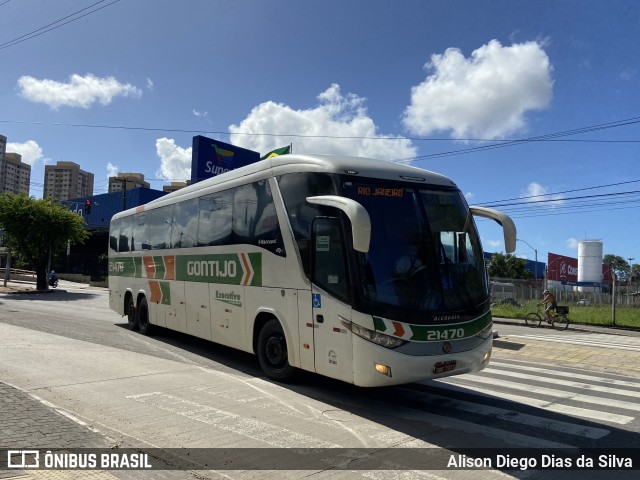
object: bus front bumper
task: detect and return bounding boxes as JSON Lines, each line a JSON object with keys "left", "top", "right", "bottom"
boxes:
{"left": 351, "top": 334, "right": 492, "bottom": 387}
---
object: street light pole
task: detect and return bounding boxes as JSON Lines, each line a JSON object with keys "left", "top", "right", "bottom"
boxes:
{"left": 628, "top": 258, "right": 634, "bottom": 305}
{"left": 517, "top": 238, "right": 539, "bottom": 295}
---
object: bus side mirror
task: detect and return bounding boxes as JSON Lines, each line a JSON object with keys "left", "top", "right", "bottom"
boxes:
{"left": 306, "top": 195, "right": 371, "bottom": 253}
{"left": 469, "top": 206, "right": 517, "bottom": 254}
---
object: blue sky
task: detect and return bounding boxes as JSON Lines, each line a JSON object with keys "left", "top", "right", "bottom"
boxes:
{"left": 1, "top": 0, "right": 639, "bottom": 265}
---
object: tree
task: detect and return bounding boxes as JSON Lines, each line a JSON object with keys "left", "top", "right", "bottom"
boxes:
{"left": 0, "top": 194, "right": 90, "bottom": 290}
{"left": 487, "top": 252, "right": 533, "bottom": 279}
{"left": 603, "top": 254, "right": 633, "bottom": 283}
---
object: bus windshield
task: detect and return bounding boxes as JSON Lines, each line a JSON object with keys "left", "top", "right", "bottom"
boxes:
{"left": 341, "top": 179, "right": 488, "bottom": 324}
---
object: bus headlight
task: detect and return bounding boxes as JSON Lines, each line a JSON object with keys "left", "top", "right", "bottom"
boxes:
{"left": 341, "top": 318, "right": 407, "bottom": 349}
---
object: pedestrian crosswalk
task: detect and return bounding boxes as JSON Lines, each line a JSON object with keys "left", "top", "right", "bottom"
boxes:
{"left": 431, "top": 360, "right": 639, "bottom": 425}
{"left": 505, "top": 331, "right": 640, "bottom": 352}
{"left": 400, "top": 356, "right": 640, "bottom": 448}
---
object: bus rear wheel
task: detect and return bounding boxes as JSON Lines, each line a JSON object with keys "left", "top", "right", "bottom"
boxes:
{"left": 257, "top": 319, "right": 295, "bottom": 382}
{"left": 137, "top": 297, "right": 153, "bottom": 336}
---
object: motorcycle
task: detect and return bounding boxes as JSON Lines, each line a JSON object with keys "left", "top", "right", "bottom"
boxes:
{"left": 48, "top": 277, "right": 58, "bottom": 288}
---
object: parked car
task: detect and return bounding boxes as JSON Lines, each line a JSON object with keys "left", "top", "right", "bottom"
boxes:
{"left": 576, "top": 298, "right": 591, "bottom": 306}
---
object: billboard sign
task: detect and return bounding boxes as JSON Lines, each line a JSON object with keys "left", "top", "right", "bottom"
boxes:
{"left": 547, "top": 253, "right": 578, "bottom": 282}
{"left": 191, "top": 136, "right": 260, "bottom": 184}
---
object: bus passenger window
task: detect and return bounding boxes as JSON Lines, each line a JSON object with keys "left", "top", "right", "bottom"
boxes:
{"left": 312, "top": 218, "right": 349, "bottom": 302}
{"left": 171, "top": 198, "right": 199, "bottom": 248}
{"left": 119, "top": 217, "right": 132, "bottom": 252}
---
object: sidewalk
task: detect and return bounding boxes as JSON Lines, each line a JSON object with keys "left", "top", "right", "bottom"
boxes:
{"left": 0, "top": 279, "right": 56, "bottom": 295}
{"left": 492, "top": 315, "right": 640, "bottom": 337}
{"left": 0, "top": 279, "right": 105, "bottom": 295}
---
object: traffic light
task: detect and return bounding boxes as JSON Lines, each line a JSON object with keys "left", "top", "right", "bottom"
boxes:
{"left": 84, "top": 199, "right": 92, "bottom": 214}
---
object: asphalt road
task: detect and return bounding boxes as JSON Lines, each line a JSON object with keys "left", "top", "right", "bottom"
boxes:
{"left": 1, "top": 284, "right": 639, "bottom": 479}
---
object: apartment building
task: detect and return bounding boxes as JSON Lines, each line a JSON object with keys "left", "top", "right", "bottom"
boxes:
{"left": 108, "top": 172, "right": 150, "bottom": 192}
{"left": 43, "top": 161, "right": 94, "bottom": 202}
{"left": 1, "top": 153, "right": 31, "bottom": 195}
{"left": 0, "top": 134, "right": 6, "bottom": 190}
{"left": 0, "top": 135, "right": 32, "bottom": 195}
{"left": 162, "top": 181, "right": 188, "bottom": 193}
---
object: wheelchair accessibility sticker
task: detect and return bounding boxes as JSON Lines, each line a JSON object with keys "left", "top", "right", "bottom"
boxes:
{"left": 312, "top": 294, "right": 322, "bottom": 308}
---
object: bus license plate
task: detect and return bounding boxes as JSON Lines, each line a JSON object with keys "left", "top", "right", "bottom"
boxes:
{"left": 433, "top": 360, "right": 456, "bottom": 374}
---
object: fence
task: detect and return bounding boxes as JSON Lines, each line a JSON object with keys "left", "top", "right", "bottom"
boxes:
{"left": 490, "top": 277, "right": 640, "bottom": 307}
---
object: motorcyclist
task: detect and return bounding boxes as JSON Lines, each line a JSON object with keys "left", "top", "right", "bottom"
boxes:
{"left": 48, "top": 270, "right": 58, "bottom": 287}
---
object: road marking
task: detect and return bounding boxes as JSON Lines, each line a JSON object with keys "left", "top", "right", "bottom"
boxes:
{"left": 507, "top": 333, "right": 640, "bottom": 352}
{"left": 482, "top": 366, "right": 640, "bottom": 399}
{"left": 128, "top": 391, "right": 338, "bottom": 448}
{"left": 490, "top": 360, "right": 640, "bottom": 388}
{"left": 445, "top": 374, "right": 640, "bottom": 412}
{"left": 429, "top": 381, "right": 634, "bottom": 425}
{"left": 399, "top": 387, "right": 610, "bottom": 439}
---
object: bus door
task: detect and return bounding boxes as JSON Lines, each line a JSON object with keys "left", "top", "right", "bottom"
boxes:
{"left": 310, "top": 218, "right": 354, "bottom": 383}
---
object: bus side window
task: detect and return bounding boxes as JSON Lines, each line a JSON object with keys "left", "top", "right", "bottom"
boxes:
{"left": 172, "top": 198, "right": 199, "bottom": 248}
{"left": 278, "top": 173, "right": 336, "bottom": 275}
{"left": 109, "top": 218, "right": 120, "bottom": 252}
{"left": 131, "top": 213, "right": 148, "bottom": 251}
{"left": 312, "top": 217, "right": 349, "bottom": 302}
{"left": 149, "top": 206, "right": 173, "bottom": 250}
{"left": 119, "top": 217, "right": 132, "bottom": 252}
{"left": 198, "top": 191, "right": 232, "bottom": 246}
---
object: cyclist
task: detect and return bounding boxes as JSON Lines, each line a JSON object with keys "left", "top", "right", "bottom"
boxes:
{"left": 539, "top": 289, "right": 557, "bottom": 323}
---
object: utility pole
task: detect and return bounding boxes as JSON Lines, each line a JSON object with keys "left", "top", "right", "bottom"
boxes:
{"left": 517, "top": 238, "right": 539, "bottom": 297}
{"left": 627, "top": 258, "right": 634, "bottom": 305}
{"left": 612, "top": 270, "right": 616, "bottom": 326}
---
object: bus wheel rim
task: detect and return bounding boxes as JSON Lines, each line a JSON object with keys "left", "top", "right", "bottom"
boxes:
{"left": 266, "top": 336, "right": 285, "bottom": 366}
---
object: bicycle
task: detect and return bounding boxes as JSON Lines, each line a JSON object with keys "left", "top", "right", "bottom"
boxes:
{"left": 524, "top": 305, "right": 569, "bottom": 330}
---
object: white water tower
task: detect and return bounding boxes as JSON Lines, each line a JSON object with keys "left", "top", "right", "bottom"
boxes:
{"left": 578, "top": 240, "right": 603, "bottom": 293}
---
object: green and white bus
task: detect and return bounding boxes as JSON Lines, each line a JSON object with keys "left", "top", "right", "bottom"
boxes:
{"left": 108, "top": 154, "right": 515, "bottom": 387}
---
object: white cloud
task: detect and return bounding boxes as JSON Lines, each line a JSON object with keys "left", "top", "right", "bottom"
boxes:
{"left": 567, "top": 238, "right": 579, "bottom": 249}
{"left": 6, "top": 140, "right": 44, "bottom": 166}
{"left": 155, "top": 138, "right": 192, "bottom": 181}
{"left": 193, "top": 109, "right": 208, "bottom": 117}
{"left": 486, "top": 239, "right": 503, "bottom": 249}
{"left": 464, "top": 192, "right": 475, "bottom": 200}
{"left": 403, "top": 40, "right": 553, "bottom": 139}
{"left": 523, "top": 182, "right": 564, "bottom": 205}
{"left": 229, "top": 84, "right": 417, "bottom": 160}
{"left": 107, "top": 162, "right": 119, "bottom": 179}
{"left": 17, "top": 73, "right": 142, "bottom": 109}
{"left": 146, "top": 78, "right": 154, "bottom": 90}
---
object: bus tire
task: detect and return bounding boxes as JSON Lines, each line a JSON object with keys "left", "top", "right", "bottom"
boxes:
{"left": 137, "top": 297, "right": 153, "bottom": 336}
{"left": 126, "top": 294, "right": 138, "bottom": 330}
{"left": 257, "top": 319, "right": 295, "bottom": 382}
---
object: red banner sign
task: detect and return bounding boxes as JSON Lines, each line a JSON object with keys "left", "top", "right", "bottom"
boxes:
{"left": 547, "top": 253, "right": 578, "bottom": 282}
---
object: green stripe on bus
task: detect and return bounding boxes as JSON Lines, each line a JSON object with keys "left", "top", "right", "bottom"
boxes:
{"left": 175, "top": 253, "right": 262, "bottom": 286}
{"left": 160, "top": 281, "right": 171, "bottom": 305}
{"left": 109, "top": 253, "right": 262, "bottom": 286}
{"left": 154, "top": 256, "right": 166, "bottom": 279}
{"left": 108, "top": 257, "right": 139, "bottom": 277}
{"left": 373, "top": 311, "right": 492, "bottom": 342}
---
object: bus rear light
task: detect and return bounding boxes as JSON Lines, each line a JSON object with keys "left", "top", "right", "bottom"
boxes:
{"left": 375, "top": 363, "right": 392, "bottom": 377}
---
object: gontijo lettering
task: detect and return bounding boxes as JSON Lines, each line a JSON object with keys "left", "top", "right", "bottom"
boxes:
{"left": 187, "top": 260, "right": 236, "bottom": 278}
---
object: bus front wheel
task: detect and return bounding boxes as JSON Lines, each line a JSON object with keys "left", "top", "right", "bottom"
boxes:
{"left": 257, "top": 319, "right": 295, "bottom": 382}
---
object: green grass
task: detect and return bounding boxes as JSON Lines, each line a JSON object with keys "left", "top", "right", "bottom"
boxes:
{"left": 491, "top": 300, "right": 640, "bottom": 329}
